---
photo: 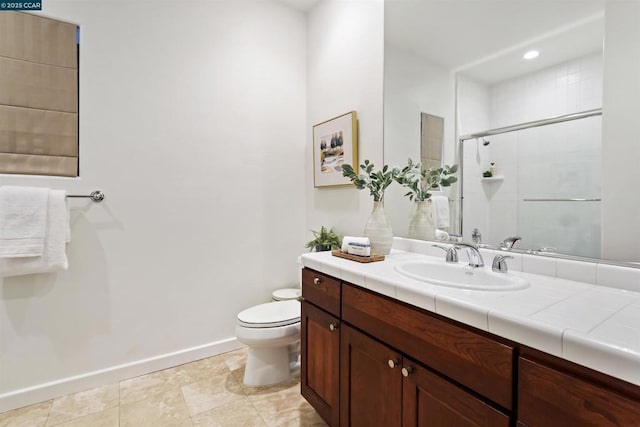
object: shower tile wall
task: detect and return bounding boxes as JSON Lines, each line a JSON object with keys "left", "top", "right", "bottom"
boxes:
{"left": 461, "top": 52, "right": 603, "bottom": 255}
{"left": 490, "top": 52, "right": 602, "bottom": 127}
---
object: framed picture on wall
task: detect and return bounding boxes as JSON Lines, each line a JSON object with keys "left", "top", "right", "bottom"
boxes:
{"left": 312, "top": 111, "right": 358, "bottom": 187}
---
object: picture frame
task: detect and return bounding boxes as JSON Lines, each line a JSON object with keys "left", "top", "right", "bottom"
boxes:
{"left": 312, "top": 111, "right": 358, "bottom": 187}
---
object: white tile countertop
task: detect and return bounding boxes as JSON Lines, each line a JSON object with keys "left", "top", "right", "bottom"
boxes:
{"left": 300, "top": 240, "right": 640, "bottom": 387}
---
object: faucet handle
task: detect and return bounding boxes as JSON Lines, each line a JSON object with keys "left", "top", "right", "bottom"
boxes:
{"left": 537, "top": 247, "right": 557, "bottom": 253}
{"left": 492, "top": 254, "right": 513, "bottom": 273}
{"left": 431, "top": 245, "right": 459, "bottom": 263}
{"left": 500, "top": 236, "right": 522, "bottom": 249}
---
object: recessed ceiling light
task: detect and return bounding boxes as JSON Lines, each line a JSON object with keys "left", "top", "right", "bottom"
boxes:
{"left": 523, "top": 50, "right": 539, "bottom": 60}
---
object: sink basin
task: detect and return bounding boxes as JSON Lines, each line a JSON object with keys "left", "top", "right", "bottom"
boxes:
{"left": 394, "top": 260, "right": 529, "bottom": 291}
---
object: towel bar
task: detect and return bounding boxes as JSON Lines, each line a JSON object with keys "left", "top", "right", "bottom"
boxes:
{"left": 66, "top": 190, "right": 105, "bottom": 203}
{"left": 522, "top": 198, "right": 601, "bottom": 202}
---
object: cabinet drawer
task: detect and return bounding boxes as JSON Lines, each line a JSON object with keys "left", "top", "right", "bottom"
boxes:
{"left": 302, "top": 268, "right": 340, "bottom": 316}
{"left": 518, "top": 357, "right": 640, "bottom": 426}
{"left": 342, "top": 283, "right": 514, "bottom": 410}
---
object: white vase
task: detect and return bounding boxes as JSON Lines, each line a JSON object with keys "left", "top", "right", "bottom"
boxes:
{"left": 408, "top": 200, "right": 436, "bottom": 241}
{"left": 364, "top": 201, "right": 393, "bottom": 255}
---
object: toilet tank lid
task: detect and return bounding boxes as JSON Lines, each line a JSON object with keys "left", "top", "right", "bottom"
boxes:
{"left": 237, "top": 300, "right": 300, "bottom": 327}
{"left": 272, "top": 288, "right": 301, "bottom": 301}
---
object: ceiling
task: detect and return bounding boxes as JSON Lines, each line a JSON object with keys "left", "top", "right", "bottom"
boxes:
{"left": 276, "top": 0, "right": 319, "bottom": 12}
{"left": 385, "top": 0, "right": 606, "bottom": 78}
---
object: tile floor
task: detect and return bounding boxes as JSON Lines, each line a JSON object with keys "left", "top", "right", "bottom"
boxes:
{"left": 0, "top": 348, "right": 327, "bottom": 427}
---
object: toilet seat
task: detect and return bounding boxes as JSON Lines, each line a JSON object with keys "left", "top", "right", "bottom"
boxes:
{"left": 237, "top": 300, "right": 300, "bottom": 328}
{"left": 272, "top": 288, "right": 301, "bottom": 301}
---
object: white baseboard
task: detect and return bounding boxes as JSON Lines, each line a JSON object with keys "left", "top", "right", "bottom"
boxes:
{"left": 0, "top": 337, "right": 244, "bottom": 413}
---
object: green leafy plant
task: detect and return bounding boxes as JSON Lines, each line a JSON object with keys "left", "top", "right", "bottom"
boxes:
{"left": 305, "top": 226, "right": 342, "bottom": 252}
{"left": 394, "top": 158, "right": 458, "bottom": 201}
{"left": 342, "top": 160, "right": 395, "bottom": 202}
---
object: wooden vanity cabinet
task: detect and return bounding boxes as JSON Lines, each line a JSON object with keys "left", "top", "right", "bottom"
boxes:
{"left": 341, "top": 323, "right": 510, "bottom": 427}
{"left": 341, "top": 283, "right": 514, "bottom": 410}
{"left": 301, "top": 267, "right": 640, "bottom": 426}
{"left": 301, "top": 268, "right": 513, "bottom": 426}
{"left": 301, "top": 269, "right": 341, "bottom": 426}
{"left": 518, "top": 354, "right": 640, "bottom": 427}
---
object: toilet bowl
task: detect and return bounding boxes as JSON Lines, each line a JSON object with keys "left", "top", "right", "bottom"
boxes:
{"left": 235, "top": 289, "right": 301, "bottom": 387}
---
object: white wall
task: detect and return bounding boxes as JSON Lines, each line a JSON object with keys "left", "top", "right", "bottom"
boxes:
{"left": 458, "top": 76, "right": 491, "bottom": 244}
{"left": 306, "top": 0, "right": 384, "bottom": 240}
{"left": 601, "top": 0, "right": 640, "bottom": 262}
{"left": 0, "top": 0, "right": 307, "bottom": 411}
{"left": 383, "top": 46, "right": 455, "bottom": 237}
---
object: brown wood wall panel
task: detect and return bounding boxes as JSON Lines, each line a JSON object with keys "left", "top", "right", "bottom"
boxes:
{"left": 0, "top": 105, "right": 77, "bottom": 156}
{"left": 0, "top": 12, "right": 77, "bottom": 68}
{"left": 0, "top": 57, "right": 77, "bottom": 113}
{"left": 0, "top": 153, "right": 77, "bottom": 177}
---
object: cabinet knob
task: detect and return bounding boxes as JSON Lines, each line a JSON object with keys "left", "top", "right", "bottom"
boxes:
{"left": 387, "top": 359, "right": 399, "bottom": 368}
{"left": 313, "top": 277, "right": 321, "bottom": 285}
{"left": 401, "top": 366, "right": 414, "bottom": 377}
{"left": 329, "top": 323, "right": 339, "bottom": 331}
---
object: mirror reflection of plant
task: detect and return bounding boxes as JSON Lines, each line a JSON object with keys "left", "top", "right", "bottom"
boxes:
{"left": 305, "top": 226, "right": 342, "bottom": 252}
{"left": 342, "top": 160, "right": 395, "bottom": 202}
{"left": 394, "top": 158, "right": 458, "bottom": 201}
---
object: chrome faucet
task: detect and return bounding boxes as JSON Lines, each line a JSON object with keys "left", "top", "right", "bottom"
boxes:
{"left": 432, "top": 245, "right": 458, "bottom": 263}
{"left": 500, "top": 236, "right": 521, "bottom": 249}
{"left": 471, "top": 228, "right": 482, "bottom": 244}
{"left": 454, "top": 242, "right": 484, "bottom": 268}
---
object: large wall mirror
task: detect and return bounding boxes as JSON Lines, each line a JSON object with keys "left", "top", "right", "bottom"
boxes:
{"left": 384, "top": 0, "right": 640, "bottom": 264}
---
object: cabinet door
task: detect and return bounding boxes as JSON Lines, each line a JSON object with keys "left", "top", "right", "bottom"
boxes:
{"left": 301, "top": 300, "right": 340, "bottom": 426}
{"left": 340, "top": 324, "right": 403, "bottom": 427}
{"left": 518, "top": 357, "right": 640, "bottom": 426}
{"left": 402, "top": 357, "right": 510, "bottom": 427}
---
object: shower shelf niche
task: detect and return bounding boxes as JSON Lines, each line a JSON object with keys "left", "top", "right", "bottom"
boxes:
{"left": 481, "top": 175, "right": 504, "bottom": 182}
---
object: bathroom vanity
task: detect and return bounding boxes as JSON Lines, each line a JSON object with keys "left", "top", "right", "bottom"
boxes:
{"left": 300, "top": 245, "right": 640, "bottom": 426}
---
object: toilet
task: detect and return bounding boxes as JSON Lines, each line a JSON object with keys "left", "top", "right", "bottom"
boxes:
{"left": 235, "top": 287, "right": 302, "bottom": 387}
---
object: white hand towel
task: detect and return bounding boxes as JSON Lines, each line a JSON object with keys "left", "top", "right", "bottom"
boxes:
{"left": 0, "top": 186, "right": 49, "bottom": 257}
{"left": 430, "top": 194, "right": 450, "bottom": 229}
{"left": 435, "top": 230, "right": 450, "bottom": 241}
{"left": 0, "top": 190, "right": 69, "bottom": 277}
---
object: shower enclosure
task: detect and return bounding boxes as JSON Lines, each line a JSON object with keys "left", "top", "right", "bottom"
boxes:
{"left": 460, "top": 110, "right": 602, "bottom": 258}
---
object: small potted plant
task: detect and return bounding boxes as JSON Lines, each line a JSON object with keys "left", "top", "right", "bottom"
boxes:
{"left": 342, "top": 160, "right": 395, "bottom": 202}
{"left": 394, "top": 159, "right": 458, "bottom": 240}
{"left": 305, "top": 226, "right": 342, "bottom": 252}
{"left": 342, "top": 160, "right": 395, "bottom": 255}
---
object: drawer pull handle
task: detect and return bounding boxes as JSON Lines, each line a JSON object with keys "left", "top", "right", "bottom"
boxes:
{"left": 402, "top": 367, "right": 414, "bottom": 377}
{"left": 313, "top": 277, "right": 321, "bottom": 285}
{"left": 387, "top": 359, "right": 399, "bottom": 368}
{"left": 329, "top": 323, "right": 339, "bottom": 331}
